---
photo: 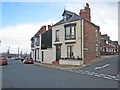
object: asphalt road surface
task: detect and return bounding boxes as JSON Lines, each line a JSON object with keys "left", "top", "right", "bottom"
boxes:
{"left": 2, "top": 55, "right": 119, "bottom": 88}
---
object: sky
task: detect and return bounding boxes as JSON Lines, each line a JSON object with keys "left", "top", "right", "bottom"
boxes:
{"left": 0, "top": 0, "right": 119, "bottom": 54}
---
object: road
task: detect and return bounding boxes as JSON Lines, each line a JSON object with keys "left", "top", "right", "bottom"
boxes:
{"left": 2, "top": 55, "right": 119, "bottom": 88}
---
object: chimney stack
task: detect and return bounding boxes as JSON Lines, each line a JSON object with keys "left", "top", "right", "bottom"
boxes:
{"left": 40, "top": 25, "right": 46, "bottom": 34}
{"left": 48, "top": 25, "right": 52, "bottom": 30}
{"left": 79, "top": 3, "right": 91, "bottom": 21}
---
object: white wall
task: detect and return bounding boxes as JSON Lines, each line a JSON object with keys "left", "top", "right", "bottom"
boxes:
{"left": 41, "top": 48, "right": 54, "bottom": 64}
{"left": 59, "top": 59, "right": 83, "bottom": 66}
{"left": 31, "top": 34, "right": 41, "bottom": 61}
{"left": 52, "top": 20, "right": 84, "bottom": 60}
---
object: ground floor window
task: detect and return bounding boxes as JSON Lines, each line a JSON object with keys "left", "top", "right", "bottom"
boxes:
{"left": 67, "top": 45, "right": 74, "bottom": 59}
{"left": 32, "top": 50, "right": 34, "bottom": 59}
{"left": 96, "top": 44, "right": 98, "bottom": 56}
{"left": 37, "top": 48, "right": 39, "bottom": 59}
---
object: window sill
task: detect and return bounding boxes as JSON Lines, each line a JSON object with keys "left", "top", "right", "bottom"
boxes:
{"left": 53, "top": 42, "right": 62, "bottom": 45}
{"left": 65, "top": 40, "right": 76, "bottom": 44}
{"left": 55, "top": 40, "right": 60, "bottom": 42}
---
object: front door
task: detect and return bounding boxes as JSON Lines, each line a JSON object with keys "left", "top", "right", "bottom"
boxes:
{"left": 42, "top": 51, "right": 44, "bottom": 62}
{"left": 56, "top": 45, "right": 61, "bottom": 61}
{"left": 35, "top": 49, "right": 36, "bottom": 61}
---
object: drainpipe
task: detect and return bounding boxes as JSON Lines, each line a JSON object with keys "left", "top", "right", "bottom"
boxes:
{"left": 80, "top": 19, "right": 84, "bottom": 60}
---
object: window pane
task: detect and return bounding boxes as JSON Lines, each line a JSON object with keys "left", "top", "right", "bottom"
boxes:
{"left": 67, "top": 46, "right": 70, "bottom": 58}
{"left": 67, "top": 46, "right": 74, "bottom": 58}
{"left": 56, "top": 30, "right": 59, "bottom": 41}
{"left": 63, "top": 15, "right": 66, "bottom": 21}
{"left": 36, "top": 37, "right": 40, "bottom": 46}
{"left": 66, "top": 27, "right": 70, "bottom": 39}
{"left": 71, "top": 26, "right": 75, "bottom": 38}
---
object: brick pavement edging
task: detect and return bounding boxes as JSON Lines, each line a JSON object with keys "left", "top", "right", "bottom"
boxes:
{"left": 34, "top": 55, "right": 118, "bottom": 70}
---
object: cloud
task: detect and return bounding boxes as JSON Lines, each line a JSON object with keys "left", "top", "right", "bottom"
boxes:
{"left": 1, "top": 0, "right": 120, "bottom": 2}
{"left": 0, "top": 19, "right": 57, "bottom": 54}
{"left": 65, "top": 2, "right": 118, "bottom": 43}
{"left": 0, "top": 2, "right": 119, "bottom": 54}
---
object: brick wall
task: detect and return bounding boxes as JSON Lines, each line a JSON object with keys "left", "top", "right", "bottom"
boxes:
{"left": 83, "top": 20, "right": 100, "bottom": 64}
{"left": 79, "top": 3, "right": 91, "bottom": 21}
{"left": 34, "top": 25, "right": 46, "bottom": 37}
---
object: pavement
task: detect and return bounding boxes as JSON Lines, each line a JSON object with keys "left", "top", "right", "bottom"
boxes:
{"left": 34, "top": 55, "right": 118, "bottom": 70}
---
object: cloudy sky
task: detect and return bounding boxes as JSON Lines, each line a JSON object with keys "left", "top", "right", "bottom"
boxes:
{"left": 0, "top": 0, "right": 119, "bottom": 54}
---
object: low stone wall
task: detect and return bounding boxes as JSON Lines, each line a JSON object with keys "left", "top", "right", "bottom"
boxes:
{"left": 59, "top": 59, "right": 83, "bottom": 66}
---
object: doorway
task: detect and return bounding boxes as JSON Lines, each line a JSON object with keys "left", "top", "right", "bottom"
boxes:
{"left": 56, "top": 45, "right": 61, "bottom": 61}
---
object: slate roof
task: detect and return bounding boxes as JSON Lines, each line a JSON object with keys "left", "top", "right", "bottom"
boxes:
{"left": 112, "top": 41, "right": 118, "bottom": 45}
{"left": 54, "top": 10, "right": 82, "bottom": 26}
{"left": 101, "top": 34, "right": 109, "bottom": 41}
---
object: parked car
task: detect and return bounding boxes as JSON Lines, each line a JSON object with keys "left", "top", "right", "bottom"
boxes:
{"left": 0, "top": 56, "right": 8, "bottom": 65}
{"left": 23, "top": 58, "right": 34, "bottom": 64}
{"left": 15, "top": 57, "right": 20, "bottom": 60}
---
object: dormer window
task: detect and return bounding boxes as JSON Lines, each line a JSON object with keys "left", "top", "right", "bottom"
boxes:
{"left": 63, "top": 15, "right": 67, "bottom": 21}
{"left": 63, "top": 14, "right": 72, "bottom": 22}
{"left": 62, "top": 10, "right": 75, "bottom": 22}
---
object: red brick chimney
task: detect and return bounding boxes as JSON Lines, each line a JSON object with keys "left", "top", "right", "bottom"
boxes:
{"left": 79, "top": 3, "right": 91, "bottom": 21}
{"left": 41, "top": 25, "right": 46, "bottom": 33}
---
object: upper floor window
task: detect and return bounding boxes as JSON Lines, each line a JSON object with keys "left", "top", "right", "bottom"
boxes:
{"left": 71, "top": 26, "right": 75, "bottom": 38}
{"left": 64, "top": 23, "right": 76, "bottom": 40}
{"left": 31, "top": 38, "right": 34, "bottom": 48}
{"left": 95, "top": 30, "right": 98, "bottom": 43}
{"left": 66, "top": 27, "right": 70, "bottom": 39}
{"left": 63, "top": 14, "right": 72, "bottom": 22}
{"left": 63, "top": 15, "right": 67, "bottom": 21}
{"left": 55, "top": 30, "right": 60, "bottom": 42}
{"left": 106, "top": 41, "right": 108, "bottom": 44}
{"left": 36, "top": 36, "right": 40, "bottom": 46}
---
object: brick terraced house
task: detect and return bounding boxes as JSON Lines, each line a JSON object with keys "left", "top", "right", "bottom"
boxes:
{"left": 100, "top": 34, "right": 119, "bottom": 55}
{"left": 52, "top": 3, "right": 101, "bottom": 65}
{"left": 31, "top": 3, "right": 101, "bottom": 65}
{"left": 31, "top": 25, "right": 53, "bottom": 63}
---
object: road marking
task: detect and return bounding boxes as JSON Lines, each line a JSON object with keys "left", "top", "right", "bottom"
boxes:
{"left": 79, "top": 70, "right": 86, "bottom": 74}
{"left": 107, "top": 75, "right": 117, "bottom": 79}
{"left": 114, "top": 78, "right": 119, "bottom": 81}
{"left": 69, "top": 69, "right": 74, "bottom": 72}
{"left": 75, "top": 70, "right": 80, "bottom": 73}
{"left": 85, "top": 70, "right": 91, "bottom": 73}
{"left": 99, "top": 73, "right": 106, "bottom": 77}
{"left": 85, "top": 70, "right": 93, "bottom": 75}
{"left": 65, "top": 69, "right": 119, "bottom": 81}
{"left": 95, "top": 64, "right": 110, "bottom": 70}
{"left": 91, "top": 72, "right": 98, "bottom": 75}
{"left": 94, "top": 74, "right": 102, "bottom": 77}
{"left": 103, "top": 76, "right": 112, "bottom": 80}
{"left": 95, "top": 67, "right": 101, "bottom": 70}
